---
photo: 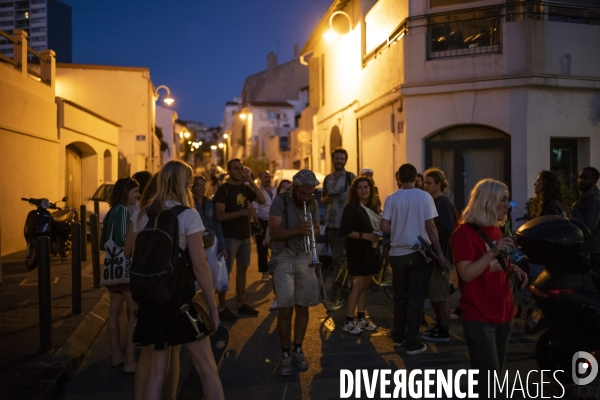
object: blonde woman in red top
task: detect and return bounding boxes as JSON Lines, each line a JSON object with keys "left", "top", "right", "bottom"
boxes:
{"left": 451, "top": 179, "right": 528, "bottom": 396}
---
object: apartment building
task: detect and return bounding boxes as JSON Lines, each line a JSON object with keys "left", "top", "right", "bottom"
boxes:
{"left": 0, "top": 0, "right": 71, "bottom": 62}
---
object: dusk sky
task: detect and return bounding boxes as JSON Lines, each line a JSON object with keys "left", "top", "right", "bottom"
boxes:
{"left": 61, "top": 0, "right": 331, "bottom": 127}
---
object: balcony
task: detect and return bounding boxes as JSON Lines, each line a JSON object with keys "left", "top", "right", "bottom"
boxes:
{"left": 427, "top": 1, "right": 600, "bottom": 60}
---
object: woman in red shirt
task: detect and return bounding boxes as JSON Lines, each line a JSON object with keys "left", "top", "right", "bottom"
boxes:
{"left": 451, "top": 179, "right": 528, "bottom": 395}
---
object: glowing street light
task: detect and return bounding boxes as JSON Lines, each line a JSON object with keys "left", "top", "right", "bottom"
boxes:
{"left": 239, "top": 113, "right": 247, "bottom": 120}
{"left": 211, "top": 145, "right": 217, "bottom": 150}
{"left": 322, "top": 11, "right": 352, "bottom": 43}
{"left": 183, "top": 132, "right": 190, "bottom": 139}
{"left": 218, "top": 143, "right": 224, "bottom": 149}
{"left": 223, "top": 133, "right": 229, "bottom": 139}
{"left": 154, "top": 85, "right": 174, "bottom": 106}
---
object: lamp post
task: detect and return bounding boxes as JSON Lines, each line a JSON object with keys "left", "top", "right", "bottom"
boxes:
{"left": 323, "top": 11, "right": 352, "bottom": 42}
{"left": 154, "top": 85, "right": 174, "bottom": 106}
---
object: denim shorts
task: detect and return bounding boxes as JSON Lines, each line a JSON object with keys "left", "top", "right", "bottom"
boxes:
{"left": 224, "top": 237, "right": 251, "bottom": 273}
{"left": 272, "top": 251, "right": 319, "bottom": 308}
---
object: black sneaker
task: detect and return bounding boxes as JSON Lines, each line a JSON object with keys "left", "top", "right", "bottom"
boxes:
{"left": 422, "top": 324, "right": 439, "bottom": 336}
{"left": 219, "top": 308, "right": 238, "bottom": 321}
{"left": 238, "top": 303, "right": 259, "bottom": 315}
{"left": 423, "top": 326, "right": 450, "bottom": 342}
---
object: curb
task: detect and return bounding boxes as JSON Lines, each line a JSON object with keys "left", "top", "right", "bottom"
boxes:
{"left": 52, "top": 291, "right": 111, "bottom": 374}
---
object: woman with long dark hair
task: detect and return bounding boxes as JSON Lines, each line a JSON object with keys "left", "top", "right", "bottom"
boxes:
{"left": 530, "top": 170, "right": 566, "bottom": 218}
{"left": 339, "top": 177, "right": 381, "bottom": 334}
{"left": 100, "top": 177, "right": 140, "bottom": 373}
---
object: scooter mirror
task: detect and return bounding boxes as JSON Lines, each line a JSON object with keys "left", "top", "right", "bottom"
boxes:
{"left": 62, "top": 196, "right": 68, "bottom": 202}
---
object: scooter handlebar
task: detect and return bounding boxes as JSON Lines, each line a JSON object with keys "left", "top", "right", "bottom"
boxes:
{"left": 21, "top": 197, "right": 29, "bottom": 202}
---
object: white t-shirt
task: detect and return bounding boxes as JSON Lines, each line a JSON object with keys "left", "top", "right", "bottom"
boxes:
{"left": 131, "top": 200, "right": 205, "bottom": 250}
{"left": 382, "top": 188, "right": 438, "bottom": 256}
{"left": 253, "top": 185, "right": 276, "bottom": 221}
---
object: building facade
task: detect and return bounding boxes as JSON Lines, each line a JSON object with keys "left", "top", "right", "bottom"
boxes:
{"left": 301, "top": 0, "right": 600, "bottom": 214}
{"left": 0, "top": 30, "right": 117, "bottom": 255}
{"left": 55, "top": 64, "right": 162, "bottom": 177}
{"left": 0, "top": 0, "right": 71, "bottom": 62}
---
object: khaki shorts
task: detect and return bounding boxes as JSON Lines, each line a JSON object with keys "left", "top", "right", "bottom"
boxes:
{"left": 428, "top": 265, "right": 450, "bottom": 302}
{"left": 272, "top": 251, "right": 320, "bottom": 308}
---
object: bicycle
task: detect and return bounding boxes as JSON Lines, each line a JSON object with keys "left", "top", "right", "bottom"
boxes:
{"left": 316, "top": 256, "right": 394, "bottom": 312}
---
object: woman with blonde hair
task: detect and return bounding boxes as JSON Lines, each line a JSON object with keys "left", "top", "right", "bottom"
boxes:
{"left": 127, "top": 160, "right": 223, "bottom": 400}
{"left": 450, "top": 178, "right": 528, "bottom": 396}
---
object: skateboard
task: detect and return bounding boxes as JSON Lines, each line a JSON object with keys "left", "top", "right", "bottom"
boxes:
{"left": 209, "top": 325, "right": 229, "bottom": 366}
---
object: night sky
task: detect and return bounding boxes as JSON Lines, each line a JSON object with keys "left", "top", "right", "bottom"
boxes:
{"left": 61, "top": 0, "right": 331, "bottom": 127}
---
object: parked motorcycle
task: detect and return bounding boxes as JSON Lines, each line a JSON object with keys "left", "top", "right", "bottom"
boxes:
{"left": 517, "top": 216, "right": 600, "bottom": 383}
{"left": 22, "top": 196, "right": 76, "bottom": 270}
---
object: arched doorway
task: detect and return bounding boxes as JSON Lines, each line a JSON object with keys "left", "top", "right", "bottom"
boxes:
{"left": 66, "top": 144, "right": 83, "bottom": 209}
{"left": 425, "top": 125, "right": 511, "bottom": 210}
{"left": 330, "top": 126, "right": 342, "bottom": 151}
{"left": 104, "top": 149, "right": 112, "bottom": 182}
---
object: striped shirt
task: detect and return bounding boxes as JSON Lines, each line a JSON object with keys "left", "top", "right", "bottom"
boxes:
{"left": 100, "top": 204, "right": 130, "bottom": 248}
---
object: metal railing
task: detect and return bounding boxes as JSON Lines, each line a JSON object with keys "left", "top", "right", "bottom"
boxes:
{"left": 429, "top": 14, "right": 501, "bottom": 59}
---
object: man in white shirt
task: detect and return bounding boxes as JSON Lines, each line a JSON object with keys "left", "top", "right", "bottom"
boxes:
{"left": 380, "top": 164, "right": 447, "bottom": 355}
{"left": 254, "top": 170, "right": 276, "bottom": 282}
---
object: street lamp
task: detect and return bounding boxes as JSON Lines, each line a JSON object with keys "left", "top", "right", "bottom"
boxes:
{"left": 155, "top": 85, "right": 174, "bottom": 106}
{"left": 239, "top": 112, "right": 247, "bottom": 120}
{"left": 223, "top": 133, "right": 229, "bottom": 139}
{"left": 218, "top": 143, "right": 224, "bottom": 149}
{"left": 323, "top": 11, "right": 352, "bottom": 43}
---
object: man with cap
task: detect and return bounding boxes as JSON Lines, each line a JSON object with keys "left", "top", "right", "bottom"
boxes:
{"left": 269, "top": 169, "right": 321, "bottom": 376}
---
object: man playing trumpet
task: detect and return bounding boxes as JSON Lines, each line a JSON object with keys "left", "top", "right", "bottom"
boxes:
{"left": 268, "top": 169, "right": 321, "bottom": 376}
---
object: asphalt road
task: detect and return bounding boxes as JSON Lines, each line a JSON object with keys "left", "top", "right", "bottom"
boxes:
{"left": 57, "top": 254, "right": 577, "bottom": 400}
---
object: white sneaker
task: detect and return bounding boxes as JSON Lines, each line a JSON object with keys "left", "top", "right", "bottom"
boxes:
{"left": 269, "top": 300, "right": 278, "bottom": 311}
{"left": 262, "top": 273, "right": 270, "bottom": 282}
{"left": 280, "top": 354, "right": 292, "bottom": 376}
{"left": 357, "top": 318, "right": 377, "bottom": 331}
{"left": 342, "top": 320, "right": 363, "bottom": 335}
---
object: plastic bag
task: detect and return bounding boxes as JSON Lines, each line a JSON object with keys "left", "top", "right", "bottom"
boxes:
{"left": 214, "top": 254, "right": 229, "bottom": 293}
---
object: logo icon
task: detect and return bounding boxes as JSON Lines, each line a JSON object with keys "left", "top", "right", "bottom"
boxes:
{"left": 572, "top": 351, "right": 598, "bottom": 385}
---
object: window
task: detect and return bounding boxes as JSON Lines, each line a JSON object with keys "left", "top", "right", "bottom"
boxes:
{"left": 550, "top": 138, "right": 578, "bottom": 180}
{"left": 30, "top": 35, "right": 44, "bottom": 42}
{"left": 267, "top": 111, "right": 278, "bottom": 121}
{"left": 428, "top": 7, "right": 502, "bottom": 59}
{"left": 0, "top": 39, "right": 7, "bottom": 44}
{"left": 31, "top": 7, "right": 44, "bottom": 14}
{"left": 0, "top": 11, "right": 13, "bottom": 17}
{"left": 0, "top": 20, "right": 13, "bottom": 26}
{"left": 0, "top": 3, "right": 14, "bottom": 8}
{"left": 31, "top": 17, "right": 45, "bottom": 23}
{"left": 31, "top": 26, "right": 45, "bottom": 32}
{"left": 0, "top": 48, "right": 12, "bottom": 54}
{"left": 31, "top": 0, "right": 45, "bottom": 3}
{"left": 15, "top": 10, "right": 27, "bottom": 18}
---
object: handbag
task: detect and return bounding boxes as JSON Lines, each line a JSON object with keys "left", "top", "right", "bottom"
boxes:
{"left": 100, "top": 221, "right": 130, "bottom": 286}
{"left": 202, "top": 232, "right": 216, "bottom": 249}
{"left": 213, "top": 254, "right": 229, "bottom": 293}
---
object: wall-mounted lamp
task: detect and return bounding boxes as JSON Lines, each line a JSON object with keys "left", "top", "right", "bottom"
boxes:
{"left": 155, "top": 85, "right": 174, "bottom": 106}
{"left": 239, "top": 112, "right": 247, "bottom": 120}
{"left": 218, "top": 143, "right": 224, "bottom": 149}
{"left": 323, "top": 11, "right": 352, "bottom": 43}
{"left": 223, "top": 133, "right": 229, "bottom": 139}
{"left": 211, "top": 145, "right": 217, "bottom": 150}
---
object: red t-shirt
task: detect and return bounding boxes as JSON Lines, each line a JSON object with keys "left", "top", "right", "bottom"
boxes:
{"left": 451, "top": 224, "right": 514, "bottom": 324}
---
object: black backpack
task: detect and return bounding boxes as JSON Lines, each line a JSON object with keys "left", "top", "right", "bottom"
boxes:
{"left": 130, "top": 205, "right": 194, "bottom": 306}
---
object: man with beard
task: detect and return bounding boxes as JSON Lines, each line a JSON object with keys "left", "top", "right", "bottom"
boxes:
{"left": 572, "top": 167, "right": 600, "bottom": 273}
{"left": 321, "top": 148, "right": 356, "bottom": 264}
{"left": 214, "top": 159, "right": 266, "bottom": 319}
{"left": 268, "top": 170, "right": 320, "bottom": 376}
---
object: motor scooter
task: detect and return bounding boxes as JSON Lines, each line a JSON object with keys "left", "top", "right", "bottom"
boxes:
{"left": 22, "top": 196, "right": 76, "bottom": 270}
{"left": 517, "top": 216, "right": 600, "bottom": 383}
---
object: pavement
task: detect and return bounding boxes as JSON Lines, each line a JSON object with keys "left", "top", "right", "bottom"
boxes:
{"left": 0, "top": 245, "right": 108, "bottom": 400}
{"left": 2, "top": 240, "right": 593, "bottom": 400}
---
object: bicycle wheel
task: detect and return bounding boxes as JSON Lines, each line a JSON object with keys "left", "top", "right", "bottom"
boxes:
{"left": 317, "top": 258, "right": 351, "bottom": 311}
{"left": 381, "top": 261, "right": 394, "bottom": 300}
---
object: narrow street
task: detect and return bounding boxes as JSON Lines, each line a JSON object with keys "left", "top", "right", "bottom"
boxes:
{"left": 57, "top": 254, "right": 566, "bottom": 400}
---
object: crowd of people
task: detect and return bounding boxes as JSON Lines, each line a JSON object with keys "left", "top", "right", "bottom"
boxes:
{"left": 98, "top": 147, "right": 600, "bottom": 398}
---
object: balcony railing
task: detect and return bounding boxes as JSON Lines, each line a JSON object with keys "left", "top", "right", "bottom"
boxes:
{"left": 0, "top": 29, "right": 54, "bottom": 85}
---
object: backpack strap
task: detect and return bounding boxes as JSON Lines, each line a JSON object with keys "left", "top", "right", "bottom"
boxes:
{"left": 466, "top": 223, "right": 507, "bottom": 274}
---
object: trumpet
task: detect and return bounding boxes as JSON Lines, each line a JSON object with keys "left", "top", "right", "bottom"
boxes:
{"left": 303, "top": 201, "right": 323, "bottom": 269}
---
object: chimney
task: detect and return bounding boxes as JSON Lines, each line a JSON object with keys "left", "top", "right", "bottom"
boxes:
{"left": 267, "top": 52, "right": 278, "bottom": 70}
{"left": 293, "top": 44, "right": 299, "bottom": 59}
